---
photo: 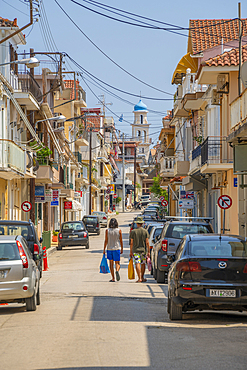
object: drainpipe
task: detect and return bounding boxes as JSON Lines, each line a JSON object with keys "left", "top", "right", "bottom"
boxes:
{"left": 0, "top": 1, "right": 33, "bottom": 45}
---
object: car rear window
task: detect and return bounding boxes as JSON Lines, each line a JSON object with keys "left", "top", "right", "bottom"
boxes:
{"left": 62, "top": 222, "right": 85, "bottom": 231}
{"left": 189, "top": 240, "right": 247, "bottom": 257}
{"left": 167, "top": 224, "right": 211, "bottom": 239}
{"left": 83, "top": 217, "right": 97, "bottom": 222}
{"left": 153, "top": 228, "right": 162, "bottom": 239}
{"left": 0, "top": 243, "right": 20, "bottom": 261}
{"left": 0, "top": 225, "right": 30, "bottom": 239}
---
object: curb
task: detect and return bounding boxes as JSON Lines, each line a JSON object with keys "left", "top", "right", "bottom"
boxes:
{"left": 47, "top": 246, "right": 57, "bottom": 256}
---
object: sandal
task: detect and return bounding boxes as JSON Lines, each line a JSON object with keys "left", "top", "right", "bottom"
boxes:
{"left": 109, "top": 279, "right": 115, "bottom": 282}
{"left": 142, "top": 278, "right": 147, "bottom": 282}
{"left": 116, "top": 271, "right": 120, "bottom": 281}
{"left": 136, "top": 280, "right": 142, "bottom": 283}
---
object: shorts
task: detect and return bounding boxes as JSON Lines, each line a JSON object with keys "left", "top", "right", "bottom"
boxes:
{"left": 133, "top": 253, "right": 146, "bottom": 265}
{"left": 107, "top": 250, "right": 121, "bottom": 262}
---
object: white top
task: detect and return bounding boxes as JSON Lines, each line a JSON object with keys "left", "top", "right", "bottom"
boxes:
{"left": 107, "top": 228, "right": 120, "bottom": 250}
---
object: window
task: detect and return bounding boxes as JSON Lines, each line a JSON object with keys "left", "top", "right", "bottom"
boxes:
{"left": 167, "top": 224, "right": 211, "bottom": 239}
{"left": 142, "top": 148, "right": 144, "bottom": 153}
{"left": 175, "top": 240, "right": 186, "bottom": 260}
{"left": 143, "top": 131, "right": 146, "bottom": 142}
{"left": 140, "top": 115, "right": 143, "bottom": 124}
{"left": 100, "top": 162, "right": 103, "bottom": 177}
{"left": 189, "top": 240, "right": 247, "bottom": 257}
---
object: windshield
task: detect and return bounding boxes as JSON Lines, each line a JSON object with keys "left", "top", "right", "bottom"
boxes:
{"left": 0, "top": 225, "right": 30, "bottom": 239}
{"left": 189, "top": 240, "right": 247, "bottom": 257}
{"left": 62, "top": 222, "right": 85, "bottom": 231}
{"left": 168, "top": 224, "right": 211, "bottom": 239}
{"left": 0, "top": 242, "right": 20, "bottom": 261}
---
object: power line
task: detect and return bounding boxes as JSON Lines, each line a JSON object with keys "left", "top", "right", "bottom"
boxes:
{"left": 54, "top": 0, "right": 174, "bottom": 96}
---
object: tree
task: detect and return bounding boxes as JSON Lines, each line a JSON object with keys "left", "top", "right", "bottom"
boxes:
{"left": 150, "top": 175, "right": 168, "bottom": 199}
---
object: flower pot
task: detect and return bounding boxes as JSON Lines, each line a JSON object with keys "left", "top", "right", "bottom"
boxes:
{"left": 52, "top": 235, "right": 58, "bottom": 243}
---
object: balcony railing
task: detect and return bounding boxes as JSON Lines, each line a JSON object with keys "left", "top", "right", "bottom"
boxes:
{"left": 192, "top": 145, "right": 201, "bottom": 160}
{"left": 73, "top": 151, "right": 82, "bottom": 163}
{"left": 18, "top": 72, "right": 43, "bottom": 103}
{"left": 201, "top": 137, "right": 233, "bottom": 166}
{"left": 230, "top": 88, "right": 247, "bottom": 130}
{"left": 0, "top": 140, "right": 25, "bottom": 174}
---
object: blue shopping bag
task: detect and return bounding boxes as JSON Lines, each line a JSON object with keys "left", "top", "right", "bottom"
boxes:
{"left": 100, "top": 254, "right": 110, "bottom": 274}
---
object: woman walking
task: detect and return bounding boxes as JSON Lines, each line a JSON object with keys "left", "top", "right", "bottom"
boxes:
{"left": 103, "top": 218, "right": 123, "bottom": 282}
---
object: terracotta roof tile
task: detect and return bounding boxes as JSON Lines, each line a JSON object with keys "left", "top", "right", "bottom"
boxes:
{"left": 205, "top": 44, "right": 247, "bottom": 67}
{"left": 0, "top": 17, "right": 18, "bottom": 27}
{"left": 189, "top": 19, "right": 247, "bottom": 55}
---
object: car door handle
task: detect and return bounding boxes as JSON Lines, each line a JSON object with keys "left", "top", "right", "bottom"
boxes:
{"left": 169, "top": 243, "right": 175, "bottom": 246}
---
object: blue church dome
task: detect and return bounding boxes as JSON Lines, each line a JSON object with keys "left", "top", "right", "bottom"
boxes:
{"left": 134, "top": 99, "right": 148, "bottom": 112}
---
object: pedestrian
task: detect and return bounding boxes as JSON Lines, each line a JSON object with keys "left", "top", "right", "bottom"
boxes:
{"left": 103, "top": 218, "right": 123, "bottom": 282}
{"left": 129, "top": 216, "right": 150, "bottom": 283}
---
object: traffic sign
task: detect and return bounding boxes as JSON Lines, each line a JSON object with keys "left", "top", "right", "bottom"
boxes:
{"left": 161, "top": 199, "right": 168, "bottom": 207}
{"left": 113, "top": 194, "right": 117, "bottom": 199}
{"left": 21, "top": 201, "right": 32, "bottom": 212}
{"left": 105, "top": 194, "right": 109, "bottom": 200}
{"left": 106, "top": 188, "right": 111, "bottom": 194}
{"left": 217, "top": 195, "right": 232, "bottom": 209}
{"left": 160, "top": 196, "right": 165, "bottom": 201}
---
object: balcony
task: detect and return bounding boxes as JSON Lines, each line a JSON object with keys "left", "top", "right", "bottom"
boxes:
{"left": 36, "top": 164, "right": 53, "bottom": 184}
{"left": 189, "top": 146, "right": 201, "bottom": 174}
{"left": 174, "top": 160, "right": 190, "bottom": 177}
{"left": 228, "top": 88, "right": 247, "bottom": 144}
{"left": 160, "top": 156, "right": 175, "bottom": 178}
{"left": 75, "top": 166, "right": 88, "bottom": 184}
{"left": 0, "top": 140, "right": 25, "bottom": 179}
{"left": 200, "top": 137, "right": 233, "bottom": 173}
{"left": 14, "top": 72, "right": 42, "bottom": 110}
{"left": 73, "top": 151, "right": 82, "bottom": 163}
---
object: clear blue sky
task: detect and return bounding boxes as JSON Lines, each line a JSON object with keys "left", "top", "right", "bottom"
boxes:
{"left": 1, "top": 0, "right": 246, "bottom": 143}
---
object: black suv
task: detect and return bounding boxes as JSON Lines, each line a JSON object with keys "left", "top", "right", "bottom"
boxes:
{"left": 152, "top": 217, "right": 214, "bottom": 283}
{"left": 0, "top": 220, "right": 43, "bottom": 277}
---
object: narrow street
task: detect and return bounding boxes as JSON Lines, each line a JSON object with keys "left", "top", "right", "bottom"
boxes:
{"left": 1, "top": 212, "right": 247, "bottom": 370}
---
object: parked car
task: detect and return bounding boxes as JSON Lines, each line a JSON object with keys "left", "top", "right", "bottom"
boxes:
{"left": 152, "top": 218, "right": 214, "bottom": 283}
{"left": 142, "top": 209, "right": 159, "bottom": 219}
{"left": 92, "top": 211, "right": 108, "bottom": 227}
{"left": 148, "top": 225, "right": 163, "bottom": 274}
{"left": 0, "top": 220, "right": 43, "bottom": 278}
{"left": 83, "top": 215, "right": 101, "bottom": 235}
{"left": 58, "top": 221, "right": 89, "bottom": 250}
{"left": 167, "top": 234, "right": 247, "bottom": 320}
{"left": 0, "top": 235, "right": 40, "bottom": 311}
{"left": 140, "top": 195, "right": 151, "bottom": 206}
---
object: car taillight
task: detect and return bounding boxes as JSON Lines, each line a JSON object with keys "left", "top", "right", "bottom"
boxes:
{"left": 33, "top": 243, "right": 39, "bottom": 255}
{"left": 243, "top": 263, "right": 247, "bottom": 273}
{"left": 103, "top": 216, "right": 107, "bottom": 220}
{"left": 97, "top": 223, "right": 99, "bottom": 228}
{"left": 161, "top": 239, "right": 168, "bottom": 252}
{"left": 83, "top": 232, "right": 87, "bottom": 237}
{"left": 130, "top": 228, "right": 133, "bottom": 231}
{"left": 59, "top": 233, "right": 63, "bottom": 239}
{"left": 16, "top": 241, "right": 28, "bottom": 268}
{"left": 176, "top": 261, "right": 201, "bottom": 272}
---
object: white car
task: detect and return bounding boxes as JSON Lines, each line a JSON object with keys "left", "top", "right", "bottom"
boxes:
{"left": 140, "top": 195, "right": 151, "bottom": 206}
{"left": 92, "top": 211, "right": 108, "bottom": 227}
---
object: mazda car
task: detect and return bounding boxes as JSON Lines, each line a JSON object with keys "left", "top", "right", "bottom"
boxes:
{"left": 167, "top": 234, "right": 247, "bottom": 320}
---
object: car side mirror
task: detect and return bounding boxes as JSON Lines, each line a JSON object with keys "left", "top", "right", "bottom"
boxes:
{"left": 39, "top": 237, "right": 43, "bottom": 243}
{"left": 167, "top": 255, "right": 175, "bottom": 263}
{"left": 129, "top": 224, "right": 132, "bottom": 226}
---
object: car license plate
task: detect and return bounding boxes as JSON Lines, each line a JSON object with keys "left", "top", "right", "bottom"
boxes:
{"left": 69, "top": 235, "right": 78, "bottom": 238}
{"left": 210, "top": 289, "right": 236, "bottom": 297}
{"left": 0, "top": 271, "right": 5, "bottom": 278}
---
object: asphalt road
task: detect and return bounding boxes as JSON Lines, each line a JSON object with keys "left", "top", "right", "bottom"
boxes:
{"left": 1, "top": 211, "right": 247, "bottom": 369}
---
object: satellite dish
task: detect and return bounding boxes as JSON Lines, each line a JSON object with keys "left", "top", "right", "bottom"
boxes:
{"left": 241, "top": 61, "right": 247, "bottom": 88}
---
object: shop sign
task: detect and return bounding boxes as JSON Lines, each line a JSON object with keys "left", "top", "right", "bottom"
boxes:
{"left": 178, "top": 199, "right": 194, "bottom": 209}
{"left": 109, "top": 184, "right": 115, "bottom": 194}
{"left": 74, "top": 191, "right": 82, "bottom": 198}
{"left": 51, "top": 190, "right": 59, "bottom": 207}
{"left": 35, "top": 186, "right": 45, "bottom": 203}
{"left": 180, "top": 190, "right": 194, "bottom": 199}
{"left": 45, "top": 189, "right": 52, "bottom": 202}
{"left": 64, "top": 201, "right": 72, "bottom": 210}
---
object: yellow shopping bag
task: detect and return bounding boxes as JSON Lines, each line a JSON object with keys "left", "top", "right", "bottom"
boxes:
{"left": 128, "top": 258, "right": 135, "bottom": 280}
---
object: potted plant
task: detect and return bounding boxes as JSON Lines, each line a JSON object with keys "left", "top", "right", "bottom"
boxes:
{"left": 52, "top": 230, "right": 58, "bottom": 242}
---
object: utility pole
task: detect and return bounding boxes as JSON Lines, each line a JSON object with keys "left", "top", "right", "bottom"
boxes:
{"left": 89, "top": 127, "right": 92, "bottom": 215}
{"left": 122, "top": 133, "right": 125, "bottom": 213}
{"left": 29, "top": 48, "right": 35, "bottom": 223}
{"left": 239, "top": 2, "right": 242, "bottom": 96}
{"left": 134, "top": 145, "right": 137, "bottom": 205}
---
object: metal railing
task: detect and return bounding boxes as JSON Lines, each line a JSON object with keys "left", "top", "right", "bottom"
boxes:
{"left": 192, "top": 145, "right": 201, "bottom": 160}
{"left": 73, "top": 151, "right": 82, "bottom": 163}
{"left": 201, "top": 136, "right": 233, "bottom": 166}
{"left": 18, "top": 72, "right": 43, "bottom": 103}
{"left": 0, "top": 140, "right": 25, "bottom": 174}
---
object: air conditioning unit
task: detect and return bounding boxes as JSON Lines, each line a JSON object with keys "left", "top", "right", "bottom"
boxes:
{"left": 211, "top": 89, "right": 221, "bottom": 105}
{"left": 217, "top": 74, "right": 229, "bottom": 93}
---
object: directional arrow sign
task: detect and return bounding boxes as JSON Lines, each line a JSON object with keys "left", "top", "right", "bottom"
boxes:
{"left": 217, "top": 195, "right": 232, "bottom": 209}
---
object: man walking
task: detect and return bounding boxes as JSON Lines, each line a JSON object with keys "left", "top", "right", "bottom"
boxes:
{"left": 129, "top": 216, "right": 150, "bottom": 283}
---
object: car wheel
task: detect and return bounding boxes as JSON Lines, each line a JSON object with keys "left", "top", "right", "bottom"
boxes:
{"left": 36, "top": 283, "right": 40, "bottom": 306}
{"left": 167, "top": 292, "right": 171, "bottom": 314}
{"left": 86, "top": 242, "right": 89, "bottom": 249}
{"left": 157, "top": 268, "right": 165, "bottom": 283}
{"left": 153, "top": 267, "right": 157, "bottom": 280}
{"left": 97, "top": 231, "right": 100, "bottom": 235}
{"left": 26, "top": 290, "right": 37, "bottom": 311}
{"left": 169, "top": 299, "right": 182, "bottom": 320}
{"left": 57, "top": 245, "right": 62, "bottom": 250}
{"left": 151, "top": 265, "right": 153, "bottom": 275}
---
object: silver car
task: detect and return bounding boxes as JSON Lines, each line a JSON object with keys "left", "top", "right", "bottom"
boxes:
{"left": 92, "top": 211, "right": 108, "bottom": 227}
{"left": 0, "top": 235, "right": 40, "bottom": 311}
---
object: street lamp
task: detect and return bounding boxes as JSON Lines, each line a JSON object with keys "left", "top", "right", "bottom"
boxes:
{"left": 35, "top": 115, "right": 66, "bottom": 132}
{"left": 0, "top": 57, "right": 40, "bottom": 68}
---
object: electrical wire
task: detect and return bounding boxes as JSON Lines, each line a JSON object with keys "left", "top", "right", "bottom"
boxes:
{"left": 1, "top": 0, "right": 29, "bottom": 16}
{"left": 54, "top": 0, "right": 174, "bottom": 96}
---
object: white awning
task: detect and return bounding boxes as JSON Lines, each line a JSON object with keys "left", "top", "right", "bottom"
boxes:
{"left": 72, "top": 199, "right": 83, "bottom": 211}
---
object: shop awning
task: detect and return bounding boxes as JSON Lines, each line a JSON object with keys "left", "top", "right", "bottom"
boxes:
{"left": 172, "top": 53, "right": 198, "bottom": 85}
{"left": 109, "top": 156, "right": 120, "bottom": 172}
